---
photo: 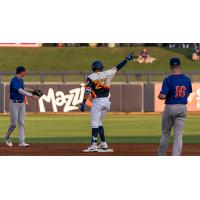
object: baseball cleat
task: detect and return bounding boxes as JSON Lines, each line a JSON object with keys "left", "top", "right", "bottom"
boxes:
{"left": 98, "top": 142, "right": 108, "bottom": 150}
{"left": 4, "top": 138, "right": 13, "bottom": 147}
{"left": 83, "top": 144, "right": 98, "bottom": 152}
{"left": 19, "top": 142, "right": 30, "bottom": 147}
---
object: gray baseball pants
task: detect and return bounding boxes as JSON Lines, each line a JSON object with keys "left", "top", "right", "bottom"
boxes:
{"left": 4, "top": 101, "right": 26, "bottom": 144}
{"left": 158, "top": 104, "right": 187, "bottom": 156}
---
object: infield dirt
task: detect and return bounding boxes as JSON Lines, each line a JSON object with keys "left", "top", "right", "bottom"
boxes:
{"left": 0, "top": 143, "right": 199, "bottom": 156}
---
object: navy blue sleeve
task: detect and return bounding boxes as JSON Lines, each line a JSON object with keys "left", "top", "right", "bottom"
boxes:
{"left": 116, "top": 59, "right": 128, "bottom": 71}
{"left": 160, "top": 78, "right": 169, "bottom": 95}
{"left": 85, "top": 77, "right": 94, "bottom": 91}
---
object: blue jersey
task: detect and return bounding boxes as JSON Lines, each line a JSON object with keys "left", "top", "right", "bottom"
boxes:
{"left": 10, "top": 76, "right": 25, "bottom": 101}
{"left": 160, "top": 74, "right": 192, "bottom": 104}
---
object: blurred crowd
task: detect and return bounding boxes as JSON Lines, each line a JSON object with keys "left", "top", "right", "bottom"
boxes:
{"left": 42, "top": 43, "right": 199, "bottom": 48}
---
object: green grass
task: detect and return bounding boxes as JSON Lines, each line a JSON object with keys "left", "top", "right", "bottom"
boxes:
{"left": 0, "top": 46, "right": 199, "bottom": 82}
{"left": 0, "top": 114, "right": 200, "bottom": 144}
{"left": 0, "top": 47, "right": 199, "bottom": 73}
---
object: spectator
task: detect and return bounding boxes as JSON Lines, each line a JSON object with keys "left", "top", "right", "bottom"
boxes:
{"left": 135, "top": 48, "right": 156, "bottom": 64}
{"left": 89, "top": 43, "right": 97, "bottom": 47}
{"left": 192, "top": 44, "right": 200, "bottom": 61}
{"left": 57, "top": 43, "right": 63, "bottom": 48}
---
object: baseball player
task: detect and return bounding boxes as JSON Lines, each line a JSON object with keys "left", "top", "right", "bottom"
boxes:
{"left": 4, "top": 66, "right": 40, "bottom": 147}
{"left": 158, "top": 57, "right": 192, "bottom": 156}
{"left": 80, "top": 53, "right": 134, "bottom": 152}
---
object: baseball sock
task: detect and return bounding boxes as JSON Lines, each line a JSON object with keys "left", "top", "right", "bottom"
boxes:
{"left": 91, "top": 128, "right": 98, "bottom": 145}
{"left": 99, "top": 126, "right": 106, "bottom": 143}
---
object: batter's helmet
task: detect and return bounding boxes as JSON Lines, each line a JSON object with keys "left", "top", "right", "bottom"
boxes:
{"left": 91, "top": 61, "right": 104, "bottom": 72}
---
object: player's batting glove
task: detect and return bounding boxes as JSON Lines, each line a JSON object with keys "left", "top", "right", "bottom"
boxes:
{"left": 80, "top": 103, "right": 86, "bottom": 112}
{"left": 125, "top": 53, "right": 134, "bottom": 61}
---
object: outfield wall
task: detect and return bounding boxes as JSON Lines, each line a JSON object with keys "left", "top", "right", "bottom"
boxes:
{"left": 0, "top": 82, "right": 200, "bottom": 113}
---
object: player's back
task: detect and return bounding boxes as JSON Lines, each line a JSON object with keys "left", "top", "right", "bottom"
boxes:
{"left": 163, "top": 74, "right": 192, "bottom": 104}
{"left": 86, "top": 68, "right": 117, "bottom": 98}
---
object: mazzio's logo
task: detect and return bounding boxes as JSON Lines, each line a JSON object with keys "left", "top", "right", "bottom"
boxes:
{"left": 39, "top": 84, "right": 91, "bottom": 112}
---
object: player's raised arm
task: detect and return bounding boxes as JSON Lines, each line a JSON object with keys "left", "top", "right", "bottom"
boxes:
{"left": 104, "top": 52, "right": 134, "bottom": 80}
{"left": 115, "top": 52, "right": 134, "bottom": 71}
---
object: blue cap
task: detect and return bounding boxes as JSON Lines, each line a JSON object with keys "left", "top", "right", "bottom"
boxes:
{"left": 170, "top": 57, "right": 180, "bottom": 66}
{"left": 16, "top": 66, "right": 26, "bottom": 74}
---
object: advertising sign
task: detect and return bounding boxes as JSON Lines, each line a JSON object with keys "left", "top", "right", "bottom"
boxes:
{"left": 0, "top": 43, "right": 42, "bottom": 47}
{"left": 2, "top": 83, "right": 143, "bottom": 113}
{"left": 154, "top": 83, "right": 200, "bottom": 112}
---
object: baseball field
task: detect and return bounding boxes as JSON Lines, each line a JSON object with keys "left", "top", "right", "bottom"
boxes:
{"left": 0, "top": 113, "right": 200, "bottom": 156}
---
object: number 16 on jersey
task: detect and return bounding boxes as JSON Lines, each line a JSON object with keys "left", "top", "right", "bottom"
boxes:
{"left": 175, "top": 86, "right": 186, "bottom": 98}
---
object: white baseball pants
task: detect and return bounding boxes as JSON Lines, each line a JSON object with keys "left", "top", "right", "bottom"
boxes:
{"left": 90, "top": 97, "right": 110, "bottom": 128}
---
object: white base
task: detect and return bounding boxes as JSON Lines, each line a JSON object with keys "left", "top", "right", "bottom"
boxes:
{"left": 82, "top": 149, "right": 114, "bottom": 153}
{"left": 98, "top": 149, "right": 114, "bottom": 153}
{"left": 82, "top": 149, "right": 98, "bottom": 152}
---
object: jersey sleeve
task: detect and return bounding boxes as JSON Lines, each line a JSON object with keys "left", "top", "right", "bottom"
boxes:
{"left": 85, "top": 77, "right": 94, "bottom": 93}
{"left": 160, "top": 78, "right": 169, "bottom": 95}
{"left": 104, "top": 67, "right": 117, "bottom": 79}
